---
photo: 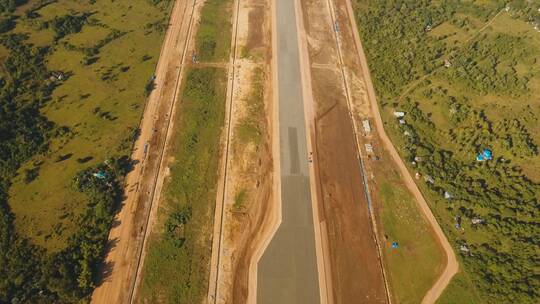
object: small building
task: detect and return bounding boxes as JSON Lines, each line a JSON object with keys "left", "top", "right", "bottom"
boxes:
{"left": 425, "top": 24, "right": 432, "bottom": 32}
{"left": 476, "top": 149, "right": 493, "bottom": 161}
{"left": 398, "top": 119, "right": 406, "bottom": 125}
{"left": 365, "top": 143, "right": 374, "bottom": 154}
{"left": 444, "top": 191, "right": 453, "bottom": 199}
{"left": 393, "top": 111, "right": 405, "bottom": 118}
{"left": 415, "top": 172, "right": 421, "bottom": 180}
{"left": 362, "top": 119, "right": 371, "bottom": 134}
{"left": 424, "top": 175, "right": 434, "bottom": 184}
{"left": 460, "top": 245, "right": 470, "bottom": 253}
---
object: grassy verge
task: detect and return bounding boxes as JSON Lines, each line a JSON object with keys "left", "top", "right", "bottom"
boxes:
{"left": 437, "top": 271, "right": 483, "bottom": 304}
{"left": 138, "top": 0, "right": 233, "bottom": 300}
{"left": 372, "top": 151, "right": 444, "bottom": 304}
{"left": 237, "top": 67, "right": 265, "bottom": 145}
{"left": 195, "top": 0, "right": 233, "bottom": 62}
{"left": 138, "top": 67, "right": 227, "bottom": 302}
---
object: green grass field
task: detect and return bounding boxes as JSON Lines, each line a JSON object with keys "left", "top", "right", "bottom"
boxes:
{"left": 196, "top": 0, "right": 233, "bottom": 62}
{"left": 6, "top": 0, "right": 173, "bottom": 252}
{"left": 373, "top": 152, "right": 444, "bottom": 304}
{"left": 437, "top": 271, "right": 483, "bottom": 304}
{"left": 138, "top": 66, "right": 227, "bottom": 303}
{"left": 355, "top": 1, "right": 540, "bottom": 303}
{"left": 138, "top": 0, "right": 233, "bottom": 301}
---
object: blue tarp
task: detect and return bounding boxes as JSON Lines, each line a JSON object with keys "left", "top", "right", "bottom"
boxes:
{"left": 93, "top": 172, "right": 106, "bottom": 179}
{"left": 391, "top": 242, "right": 399, "bottom": 249}
{"left": 476, "top": 149, "right": 493, "bottom": 161}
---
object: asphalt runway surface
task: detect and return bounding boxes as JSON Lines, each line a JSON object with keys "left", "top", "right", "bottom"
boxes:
{"left": 256, "top": 0, "right": 321, "bottom": 303}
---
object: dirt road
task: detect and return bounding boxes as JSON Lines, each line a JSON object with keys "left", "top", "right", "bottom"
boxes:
{"left": 341, "top": 0, "right": 459, "bottom": 303}
{"left": 91, "top": 1, "right": 198, "bottom": 303}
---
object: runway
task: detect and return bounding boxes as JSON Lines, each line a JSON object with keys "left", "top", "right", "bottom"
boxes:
{"left": 256, "top": 0, "right": 321, "bottom": 303}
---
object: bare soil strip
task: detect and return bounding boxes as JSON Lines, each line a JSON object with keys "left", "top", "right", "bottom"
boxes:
{"left": 91, "top": 0, "right": 199, "bottom": 303}
{"left": 320, "top": 0, "right": 393, "bottom": 300}
{"left": 208, "top": 0, "right": 275, "bottom": 303}
{"left": 298, "top": 0, "right": 389, "bottom": 302}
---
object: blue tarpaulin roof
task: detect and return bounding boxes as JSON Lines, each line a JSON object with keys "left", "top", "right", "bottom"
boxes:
{"left": 93, "top": 172, "right": 106, "bottom": 179}
{"left": 476, "top": 149, "right": 492, "bottom": 161}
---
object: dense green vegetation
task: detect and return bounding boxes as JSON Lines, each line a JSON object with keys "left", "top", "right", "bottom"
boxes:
{"left": 0, "top": 0, "right": 23, "bottom": 13}
{"left": 139, "top": 67, "right": 227, "bottom": 302}
{"left": 0, "top": 30, "right": 55, "bottom": 303}
{"left": 0, "top": 33, "right": 53, "bottom": 181}
{"left": 196, "top": 0, "right": 232, "bottom": 62}
{"left": 1, "top": 158, "right": 128, "bottom": 302}
{"left": 0, "top": 10, "right": 132, "bottom": 303}
{"left": 0, "top": 0, "right": 173, "bottom": 302}
{"left": 49, "top": 13, "right": 89, "bottom": 40}
{"left": 354, "top": 1, "right": 540, "bottom": 303}
{"left": 139, "top": 0, "right": 232, "bottom": 301}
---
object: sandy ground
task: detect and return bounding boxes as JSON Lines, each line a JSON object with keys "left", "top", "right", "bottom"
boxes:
{"left": 207, "top": 0, "right": 275, "bottom": 303}
{"left": 298, "top": 0, "right": 389, "bottom": 302}
{"left": 90, "top": 1, "right": 199, "bottom": 303}
{"left": 338, "top": 0, "right": 459, "bottom": 303}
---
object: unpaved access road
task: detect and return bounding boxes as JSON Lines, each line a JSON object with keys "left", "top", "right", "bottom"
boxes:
{"left": 91, "top": 0, "right": 197, "bottom": 303}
